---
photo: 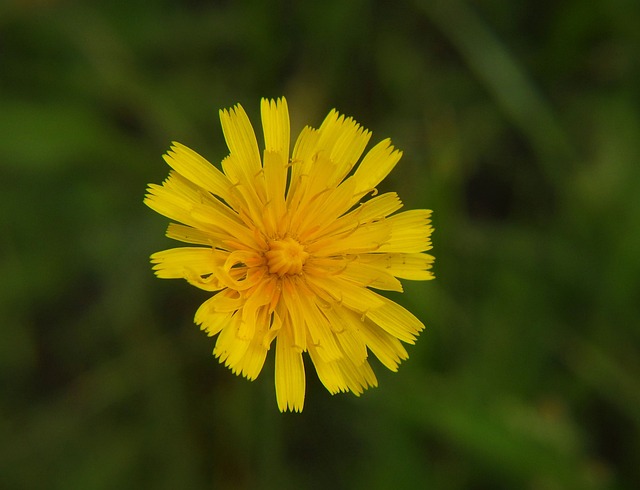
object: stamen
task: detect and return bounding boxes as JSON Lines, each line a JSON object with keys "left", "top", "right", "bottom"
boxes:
{"left": 265, "top": 237, "right": 309, "bottom": 276}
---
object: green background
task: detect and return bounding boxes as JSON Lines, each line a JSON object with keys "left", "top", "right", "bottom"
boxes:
{"left": 2, "top": 0, "right": 639, "bottom": 488}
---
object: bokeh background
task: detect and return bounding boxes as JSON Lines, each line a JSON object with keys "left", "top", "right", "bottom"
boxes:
{"left": 2, "top": 0, "right": 640, "bottom": 488}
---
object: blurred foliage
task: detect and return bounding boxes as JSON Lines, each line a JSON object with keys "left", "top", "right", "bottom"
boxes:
{"left": 2, "top": 0, "right": 640, "bottom": 488}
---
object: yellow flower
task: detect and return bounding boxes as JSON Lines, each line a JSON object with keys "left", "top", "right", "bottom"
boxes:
{"left": 145, "top": 97, "right": 434, "bottom": 412}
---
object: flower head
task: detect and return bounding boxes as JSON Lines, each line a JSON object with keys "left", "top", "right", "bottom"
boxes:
{"left": 145, "top": 97, "right": 434, "bottom": 412}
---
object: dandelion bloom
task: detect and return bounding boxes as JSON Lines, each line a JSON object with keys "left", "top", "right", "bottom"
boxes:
{"left": 145, "top": 97, "right": 434, "bottom": 412}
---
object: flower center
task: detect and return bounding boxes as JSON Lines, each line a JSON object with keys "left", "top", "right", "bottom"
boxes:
{"left": 265, "top": 237, "right": 309, "bottom": 277}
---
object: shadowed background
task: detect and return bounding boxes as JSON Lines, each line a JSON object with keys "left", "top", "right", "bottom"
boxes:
{"left": 2, "top": 0, "right": 640, "bottom": 488}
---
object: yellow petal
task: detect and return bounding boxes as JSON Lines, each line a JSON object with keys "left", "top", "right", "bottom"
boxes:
{"left": 357, "top": 318, "right": 409, "bottom": 371}
{"left": 196, "top": 289, "right": 243, "bottom": 314}
{"left": 358, "top": 252, "right": 435, "bottom": 281}
{"left": 219, "top": 104, "right": 262, "bottom": 176}
{"left": 296, "top": 174, "right": 356, "bottom": 242}
{"left": 366, "top": 294, "right": 425, "bottom": 343}
{"left": 315, "top": 110, "right": 371, "bottom": 185}
{"left": 262, "top": 150, "right": 288, "bottom": 236}
{"left": 275, "top": 329, "right": 306, "bottom": 412}
{"left": 144, "top": 182, "right": 198, "bottom": 229}
{"left": 235, "top": 307, "right": 270, "bottom": 380}
{"left": 307, "top": 345, "right": 348, "bottom": 394}
{"left": 327, "top": 122, "right": 371, "bottom": 185}
{"left": 163, "top": 142, "right": 237, "bottom": 206}
{"left": 165, "top": 223, "right": 215, "bottom": 245}
{"left": 333, "top": 356, "right": 377, "bottom": 395}
{"left": 348, "top": 192, "right": 403, "bottom": 223}
{"left": 323, "top": 306, "right": 368, "bottom": 366}
{"left": 150, "top": 247, "right": 225, "bottom": 279}
{"left": 263, "top": 310, "right": 283, "bottom": 348}
{"left": 351, "top": 138, "right": 402, "bottom": 203}
{"left": 378, "top": 210, "right": 433, "bottom": 253}
{"left": 240, "top": 277, "right": 277, "bottom": 339}
{"left": 308, "top": 344, "right": 378, "bottom": 396}
{"left": 236, "top": 336, "right": 268, "bottom": 380}
{"left": 305, "top": 275, "right": 385, "bottom": 314}
{"left": 145, "top": 172, "right": 240, "bottom": 248}
{"left": 340, "top": 261, "right": 404, "bottom": 292}
{"left": 310, "top": 192, "right": 402, "bottom": 242}
{"left": 214, "top": 314, "right": 251, "bottom": 369}
{"left": 194, "top": 295, "right": 237, "bottom": 337}
{"left": 295, "top": 288, "right": 342, "bottom": 363}
{"left": 190, "top": 199, "right": 261, "bottom": 250}
{"left": 329, "top": 306, "right": 408, "bottom": 372}
{"left": 279, "top": 279, "right": 308, "bottom": 352}
{"left": 219, "top": 104, "right": 267, "bottom": 208}
{"left": 261, "top": 97, "right": 290, "bottom": 166}
{"left": 220, "top": 154, "right": 267, "bottom": 229}
{"left": 289, "top": 126, "right": 319, "bottom": 200}
{"left": 287, "top": 153, "right": 335, "bottom": 219}
{"left": 307, "top": 217, "right": 391, "bottom": 256}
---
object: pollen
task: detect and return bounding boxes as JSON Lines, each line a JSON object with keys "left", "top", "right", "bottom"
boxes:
{"left": 265, "top": 237, "right": 309, "bottom": 276}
